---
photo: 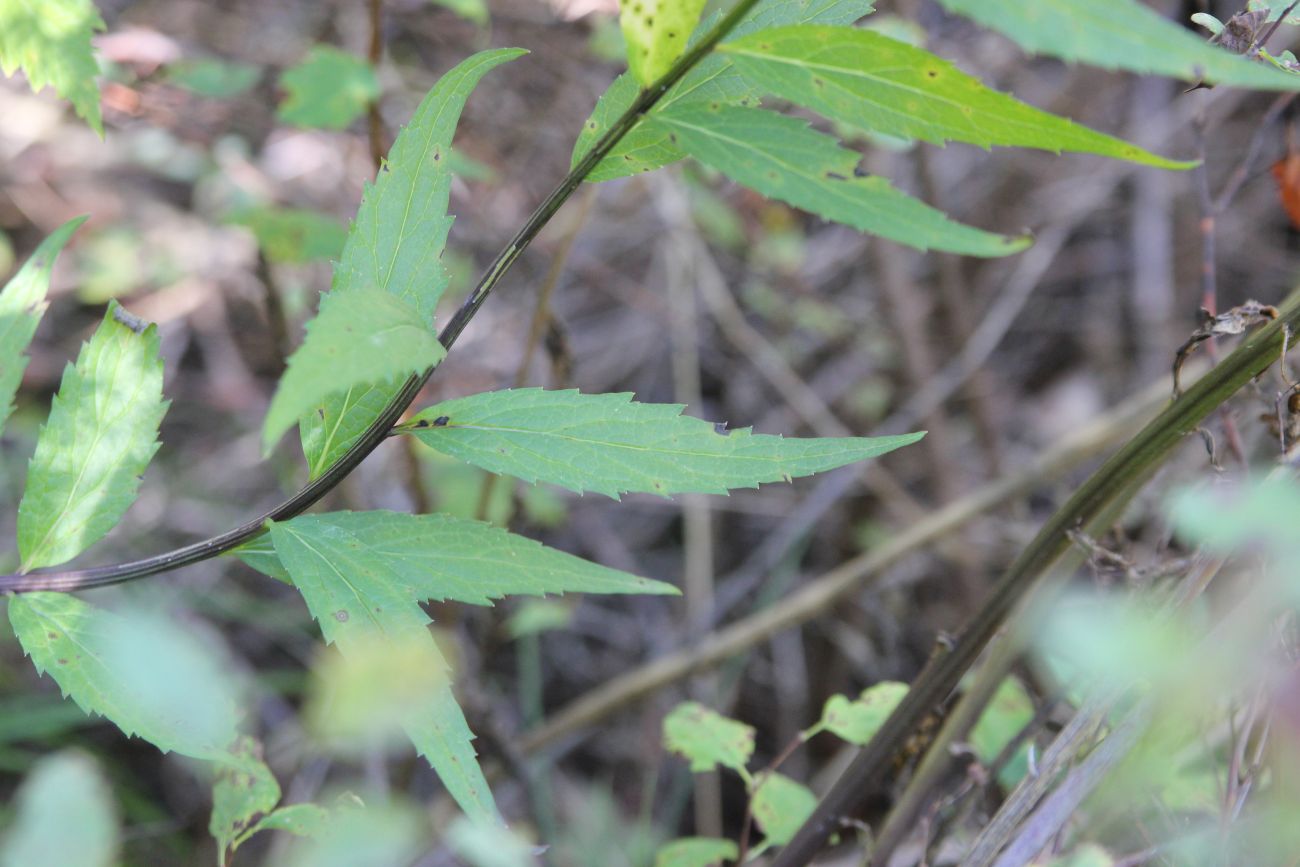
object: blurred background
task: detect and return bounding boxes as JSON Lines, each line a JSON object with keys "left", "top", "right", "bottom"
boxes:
{"left": 2, "top": 0, "right": 1300, "bottom": 864}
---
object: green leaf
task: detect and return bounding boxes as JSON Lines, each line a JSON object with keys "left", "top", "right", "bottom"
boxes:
{"left": 935, "top": 0, "right": 1300, "bottom": 90}
{"left": 814, "top": 681, "right": 909, "bottom": 745}
{"left": 429, "top": 0, "right": 489, "bottom": 27}
{"left": 211, "top": 738, "right": 281, "bottom": 860}
{"left": 229, "top": 207, "right": 346, "bottom": 264}
{"left": 262, "top": 288, "right": 445, "bottom": 455}
{"left": 0, "top": 751, "right": 118, "bottom": 867}
{"left": 573, "top": 0, "right": 875, "bottom": 182}
{"left": 8, "top": 593, "right": 242, "bottom": 761}
{"left": 663, "top": 701, "right": 755, "bottom": 778}
{"left": 405, "top": 388, "right": 925, "bottom": 498}
{"left": 230, "top": 535, "right": 292, "bottom": 583}
{"left": 619, "top": 0, "right": 708, "bottom": 86}
{"left": 719, "top": 26, "right": 1194, "bottom": 169}
{"left": 243, "top": 803, "right": 329, "bottom": 844}
{"left": 655, "top": 837, "right": 739, "bottom": 867}
{"left": 446, "top": 818, "right": 537, "bottom": 867}
{"left": 17, "top": 302, "right": 168, "bottom": 570}
{"left": 970, "top": 676, "right": 1035, "bottom": 790}
{"left": 0, "top": 217, "right": 86, "bottom": 434}
{"left": 271, "top": 508, "right": 658, "bottom": 821}
{"left": 652, "top": 103, "right": 1030, "bottom": 256}
{"left": 750, "top": 772, "right": 817, "bottom": 846}
{"left": 283, "top": 800, "right": 425, "bottom": 867}
{"left": 299, "top": 48, "right": 525, "bottom": 478}
{"left": 305, "top": 631, "right": 449, "bottom": 754}
{"left": 165, "top": 58, "right": 261, "bottom": 98}
{"left": 277, "top": 46, "right": 378, "bottom": 130}
{"left": 0, "top": 0, "right": 105, "bottom": 134}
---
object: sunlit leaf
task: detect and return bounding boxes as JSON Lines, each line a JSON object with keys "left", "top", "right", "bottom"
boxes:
{"left": 261, "top": 288, "right": 445, "bottom": 455}
{"left": 405, "top": 388, "right": 924, "bottom": 498}
{"left": 0, "top": 0, "right": 105, "bottom": 134}
{"left": 277, "top": 46, "right": 378, "bottom": 130}
{"left": 619, "top": 0, "right": 708, "bottom": 86}
{"left": 0, "top": 217, "right": 86, "bottom": 434}
{"left": 300, "top": 48, "right": 525, "bottom": 477}
{"left": 573, "top": 0, "right": 875, "bottom": 181}
{"left": 429, "top": 0, "right": 489, "bottom": 27}
{"left": 0, "top": 751, "right": 117, "bottom": 867}
{"left": 935, "top": 0, "right": 1300, "bottom": 89}
{"left": 652, "top": 103, "right": 1030, "bottom": 256}
{"left": 17, "top": 303, "right": 168, "bottom": 570}
{"left": 719, "top": 26, "right": 1194, "bottom": 169}
{"left": 663, "top": 701, "right": 755, "bottom": 778}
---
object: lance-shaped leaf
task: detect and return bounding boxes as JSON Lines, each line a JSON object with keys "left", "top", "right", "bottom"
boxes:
{"left": 404, "top": 388, "right": 926, "bottom": 498}
{"left": 272, "top": 511, "right": 675, "bottom": 605}
{"left": 17, "top": 303, "right": 168, "bottom": 571}
{"left": 0, "top": 216, "right": 86, "bottom": 434}
{"left": 269, "top": 510, "right": 674, "bottom": 820}
{"left": 0, "top": 0, "right": 105, "bottom": 134}
{"left": 619, "top": 0, "right": 708, "bottom": 86}
{"left": 8, "top": 592, "right": 243, "bottom": 761}
{"left": 719, "top": 26, "right": 1195, "bottom": 169}
{"left": 652, "top": 103, "right": 1030, "bottom": 256}
{"left": 262, "top": 288, "right": 445, "bottom": 455}
{"left": 936, "top": 0, "right": 1300, "bottom": 90}
{"left": 0, "top": 751, "right": 118, "bottom": 867}
{"left": 573, "top": 0, "right": 875, "bottom": 181}
{"left": 299, "top": 48, "right": 524, "bottom": 477}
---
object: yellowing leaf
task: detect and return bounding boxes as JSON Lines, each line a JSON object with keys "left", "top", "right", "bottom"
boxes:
{"left": 0, "top": 0, "right": 105, "bottom": 134}
{"left": 663, "top": 701, "right": 755, "bottom": 778}
{"left": 619, "top": 0, "right": 708, "bottom": 86}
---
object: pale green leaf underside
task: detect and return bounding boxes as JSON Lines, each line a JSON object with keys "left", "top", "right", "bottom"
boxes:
{"left": 406, "top": 388, "right": 925, "bottom": 498}
{"left": 936, "top": 0, "right": 1300, "bottom": 90}
{"left": 8, "top": 593, "right": 240, "bottom": 761}
{"left": 262, "top": 288, "right": 445, "bottom": 455}
{"left": 720, "top": 26, "right": 1195, "bottom": 169}
{"left": 662, "top": 701, "right": 756, "bottom": 775}
{"left": 17, "top": 303, "right": 168, "bottom": 571}
{"left": 269, "top": 518, "right": 491, "bottom": 821}
{"left": 653, "top": 104, "right": 1029, "bottom": 256}
{"left": 277, "top": 46, "right": 378, "bottom": 131}
{"left": 0, "top": 752, "right": 118, "bottom": 867}
{"left": 816, "top": 681, "right": 908, "bottom": 745}
{"left": 619, "top": 0, "right": 707, "bottom": 86}
{"left": 0, "top": 0, "right": 105, "bottom": 134}
{"left": 0, "top": 216, "right": 86, "bottom": 434}
{"left": 573, "top": 0, "right": 876, "bottom": 182}
{"left": 299, "top": 47, "right": 524, "bottom": 476}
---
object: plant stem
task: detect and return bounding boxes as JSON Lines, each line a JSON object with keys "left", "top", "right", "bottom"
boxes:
{"left": 0, "top": 0, "right": 764, "bottom": 594}
{"left": 767, "top": 288, "right": 1300, "bottom": 867}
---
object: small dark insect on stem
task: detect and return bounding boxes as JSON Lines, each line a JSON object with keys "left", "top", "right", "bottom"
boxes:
{"left": 0, "top": 0, "right": 766, "bottom": 594}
